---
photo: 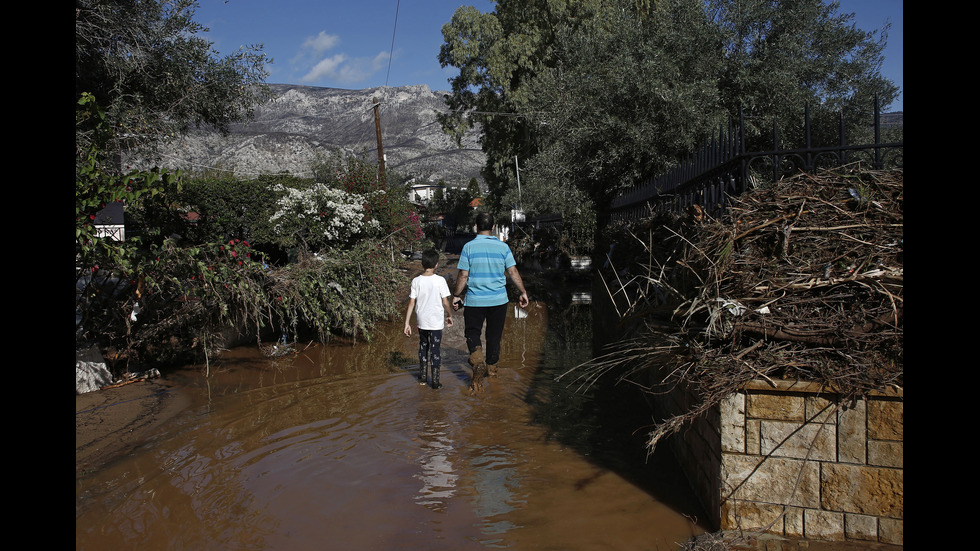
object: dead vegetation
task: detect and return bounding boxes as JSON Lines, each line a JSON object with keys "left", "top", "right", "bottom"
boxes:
{"left": 563, "top": 164, "right": 903, "bottom": 455}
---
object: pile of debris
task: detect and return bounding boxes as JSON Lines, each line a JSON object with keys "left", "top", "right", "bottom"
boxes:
{"left": 579, "top": 164, "right": 903, "bottom": 452}
{"left": 684, "top": 164, "right": 902, "bottom": 378}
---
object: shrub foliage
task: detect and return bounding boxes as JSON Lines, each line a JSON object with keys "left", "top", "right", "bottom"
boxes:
{"left": 76, "top": 129, "right": 421, "bottom": 371}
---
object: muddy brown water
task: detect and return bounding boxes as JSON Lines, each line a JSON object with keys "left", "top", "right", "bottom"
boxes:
{"left": 75, "top": 300, "right": 710, "bottom": 550}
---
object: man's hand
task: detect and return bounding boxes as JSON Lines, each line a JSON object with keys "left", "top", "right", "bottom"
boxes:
{"left": 452, "top": 296, "right": 463, "bottom": 311}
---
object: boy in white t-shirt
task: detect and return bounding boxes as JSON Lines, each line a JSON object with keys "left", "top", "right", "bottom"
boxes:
{"left": 403, "top": 249, "right": 454, "bottom": 388}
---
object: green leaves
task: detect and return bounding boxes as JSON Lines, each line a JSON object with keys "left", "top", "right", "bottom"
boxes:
{"left": 76, "top": 94, "right": 183, "bottom": 273}
{"left": 74, "top": 2, "right": 410, "bottom": 367}
{"left": 439, "top": 0, "right": 900, "bottom": 233}
{"left": 76, "top": 0, "right": 271, "bottom": 159}
{"left": 711, "top": 0, "right": 899, "bottom": 146}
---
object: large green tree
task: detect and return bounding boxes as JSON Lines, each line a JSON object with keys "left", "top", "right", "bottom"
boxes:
{"left": 76, "top": 0, "right": 271, "bottom": 165}
{"left": 438, "top": 0, "right": 900, "bottom": 235}
{"left": 521, "top": 0, "right": 726, "bottom": 216}
{"left": 438, "top": 0, "right": 604, "bottom": 213}
{"left": 76, "top": 0, "right": 273, "bottom": 270}
{"left": 710, "top": 0, "right": 899, "bottom": 147}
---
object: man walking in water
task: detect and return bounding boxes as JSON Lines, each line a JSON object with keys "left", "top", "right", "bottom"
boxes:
{"left": 452, "top": 212, "right": 529, "bottom": 393}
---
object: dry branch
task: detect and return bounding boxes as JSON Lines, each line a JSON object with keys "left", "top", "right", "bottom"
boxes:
{"left": 581, "top": 164, "right": 903, "bottom": 454}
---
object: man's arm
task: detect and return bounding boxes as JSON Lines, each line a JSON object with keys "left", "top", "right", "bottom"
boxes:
{"left": 506, "top": 265, "right": 529, "bottom": 308}
{"left": 452, "top": 270, "right": 468, "bottom": 310}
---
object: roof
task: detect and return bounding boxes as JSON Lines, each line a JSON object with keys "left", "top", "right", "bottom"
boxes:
{"left": 94, "top": 201, "right": 124, "bottom": 225}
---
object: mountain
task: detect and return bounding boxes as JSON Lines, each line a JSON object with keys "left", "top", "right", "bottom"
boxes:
{"left": 149, "top": 83, "right": 486, "bottom": 185}
{"left": 881, "top": 111, "right": 903, "bottom": 127}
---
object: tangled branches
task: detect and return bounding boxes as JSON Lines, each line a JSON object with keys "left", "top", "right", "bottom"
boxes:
{"left": 692, "top": 165, "right": 902, "bottom": 382}
{"left": 570, "top": 164, "right": 903, "bottom": 453}
{"left": 78, "top": 238, "right": 406, "bottom": 372}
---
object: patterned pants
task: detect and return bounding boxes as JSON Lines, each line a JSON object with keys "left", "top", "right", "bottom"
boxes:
{"left": 418, "top": 329, "right": 443, "bottom": 382}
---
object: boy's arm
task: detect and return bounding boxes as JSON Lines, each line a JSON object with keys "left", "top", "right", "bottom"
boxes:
{"left": 441, "top": 296, "right": 454, "bottom": 326}
{"left": 403, "top": 297, "right": 416, "bottom": 336}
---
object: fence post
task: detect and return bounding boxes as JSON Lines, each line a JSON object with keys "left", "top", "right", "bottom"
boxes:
{"left": 874, "top": 94, "right": 883, "bottom": 170}
{"left": 608, "top": 98, "right": 901, "bottom": 221}
{"left": 772, "top": 119, "right": 780, "bottom": 183}
{"left": 839, "top": 112, "right": 847, "bottom": 165}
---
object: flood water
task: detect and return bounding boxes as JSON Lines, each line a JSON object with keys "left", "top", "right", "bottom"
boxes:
{"left": 75, "top": 299, "right": 709, "bottom": 550}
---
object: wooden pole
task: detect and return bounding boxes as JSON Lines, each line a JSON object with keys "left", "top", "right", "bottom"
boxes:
{"left": 373, "top": 97, "right": 386, "bottom": 184}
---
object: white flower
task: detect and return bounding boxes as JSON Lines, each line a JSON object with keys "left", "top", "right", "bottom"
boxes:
{"left": 269, "top": 183, "right": 374, "bottom": 247}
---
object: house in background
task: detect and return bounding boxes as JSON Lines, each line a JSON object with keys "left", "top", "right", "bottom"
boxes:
{"left": 406, "top": 180, "right": 446, "bottom": 204}
{"left": 94, "top": 201, "right": 126, "bottom": 241}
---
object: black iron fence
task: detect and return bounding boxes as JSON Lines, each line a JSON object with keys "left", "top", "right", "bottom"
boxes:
{"left": 609, "top": 99, "right": 903, "bottom": 222}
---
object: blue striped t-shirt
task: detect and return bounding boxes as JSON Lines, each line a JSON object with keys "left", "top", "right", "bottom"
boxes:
{"left": 457, "top": 235, "right": 516, "bottom": 307}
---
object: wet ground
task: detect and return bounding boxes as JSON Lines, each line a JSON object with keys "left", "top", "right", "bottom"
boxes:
{"left": 76, "top": 297, "right": 721, "bottom": 550}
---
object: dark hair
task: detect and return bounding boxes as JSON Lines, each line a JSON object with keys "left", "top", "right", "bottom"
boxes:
{"left": 475, "top": 212, "right": 494, "bottom": 232}
{"left": 421, "top": 249, "right": 440, "bottom": 269}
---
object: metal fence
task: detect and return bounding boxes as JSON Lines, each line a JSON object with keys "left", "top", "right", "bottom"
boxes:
{"left": 609, "top": 99, "right": 903, "bottom": 222}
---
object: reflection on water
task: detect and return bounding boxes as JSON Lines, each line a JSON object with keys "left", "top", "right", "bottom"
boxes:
{"left": 414, "top": 406, "right": 458, "bottom": 511}
{"left": 76, "top": 300, "right": 706, "bottom": 551}
{"left": 468, "top": 444, "right": 523, "bottom": 542}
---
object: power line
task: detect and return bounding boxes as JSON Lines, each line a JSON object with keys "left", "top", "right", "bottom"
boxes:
{"left": 384, "top": 0, "right": 401, "bottom": 89}
{"left": 377, "top": 0, "right": 402, "bottom": 179}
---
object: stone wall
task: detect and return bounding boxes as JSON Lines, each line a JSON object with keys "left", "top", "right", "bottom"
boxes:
{"left": 661, "top": 379, "right": 903, "bottom": 545}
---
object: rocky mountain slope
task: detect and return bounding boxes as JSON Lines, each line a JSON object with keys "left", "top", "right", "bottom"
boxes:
{"left": 151, "top": 83, "right": 485, "bottom": 185}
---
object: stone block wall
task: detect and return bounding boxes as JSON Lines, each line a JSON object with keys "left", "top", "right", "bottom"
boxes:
{"left": 661, "top": 379, "right": 903, "bottom": 545}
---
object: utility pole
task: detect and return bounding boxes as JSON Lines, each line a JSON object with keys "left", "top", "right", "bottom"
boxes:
{"left": 372, "top": 97, "right": 386, "bottom": 185}
{"left": 514, "top": 155, "right": 522, "bottom": 207}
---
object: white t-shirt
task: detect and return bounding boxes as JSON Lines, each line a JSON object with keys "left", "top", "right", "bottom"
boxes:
{"left": 409, "top": 274, "right": 451, "bottom": 330}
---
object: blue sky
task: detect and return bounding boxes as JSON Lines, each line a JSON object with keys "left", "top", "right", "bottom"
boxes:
{"left": 194, "top": 0, "right": 902, "bottom": 111}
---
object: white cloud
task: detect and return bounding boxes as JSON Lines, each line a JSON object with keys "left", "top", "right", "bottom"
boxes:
{"left": 301, "top": 54, "right": 349, "bottom": 82}
{"left": 302, "top": 31, "right": 340, "bottom": 55}
{"left": 294, "top": 29, "right": 393, "bottom": 85}
{"left": 301, "top": 50, "right": 390, "bottom": 85}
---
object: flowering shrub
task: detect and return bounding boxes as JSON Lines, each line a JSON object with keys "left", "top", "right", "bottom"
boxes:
{"left": 268, "top": 183, "right": 381, "bottom": 252}
{"left": 78, "top": 145, "right": 419, "bottom": 369}
{"left": 314, "top": 153, "right": 423, "bottom": 252}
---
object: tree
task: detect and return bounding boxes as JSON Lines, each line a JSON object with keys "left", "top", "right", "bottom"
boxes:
{"left": 522, "top": 0, "right": 725, "bottom": 216}
{"left": 75, "top": 0, "right": 274, "bottom": 283}
{"left": 433, "top": 185, "right": 476, "bottom": 232}
{"left": 438, "top": 0, "right": 604, "bottom": 213}
{"left": 75, "top": 0, "right": 271, "bottom": 165}
{"left": 311, "top": 153, "right": 423, "bottom": 253}
{"left": 709, "top": 0, "right": 900, "bottom": 148}
{"left": 439, "top": 0, "right": 900, "bottom": 247}
{"left": 75, "top": 0, "right": 275, "bottom": 362}
{"left": 467, "top": 177, "right": 481, "bottom": 199}
{"left": 75, "top": 93, "right": 182, "bottom": 275}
